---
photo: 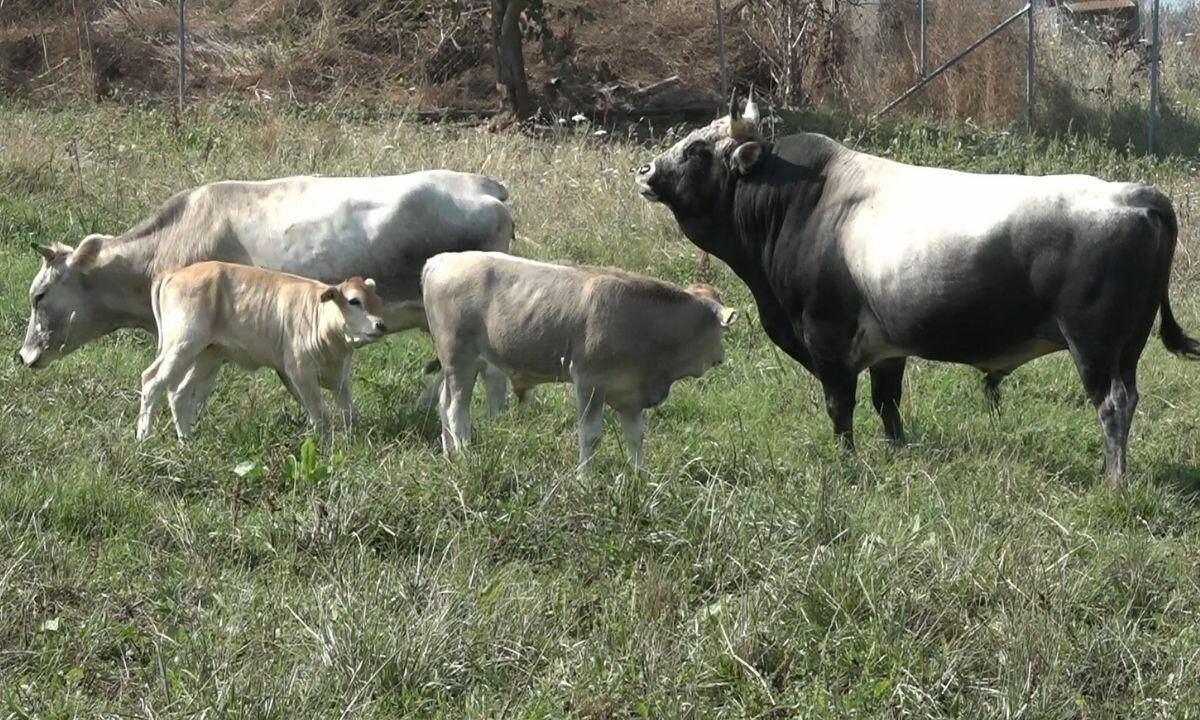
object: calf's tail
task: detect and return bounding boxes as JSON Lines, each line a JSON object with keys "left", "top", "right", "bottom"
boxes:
{"left": 150, "top": 272, "right": 169, "bottom": 354}
{"left": 1147, "top": 192, "right": 1200, "bottom": 360}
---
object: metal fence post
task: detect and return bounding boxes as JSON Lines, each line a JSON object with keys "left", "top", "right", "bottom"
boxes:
{"left": 1026, "top": 0, "right": 1034, "bottom": 131}
{"left": 714, "top": 0, "right": 728, "bottom": 99}
{"left": 1148, "top": 0, "right": 1160, "bottom": 153}
{"left": 919, "top": 0, "right": 927, "bottom": 77}
{"left": 178, "top": 0, "right": 186, "bottom": 112}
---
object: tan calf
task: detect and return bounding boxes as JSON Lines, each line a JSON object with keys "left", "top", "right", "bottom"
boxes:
{"left": 136, "top": 261, "right": 386, "bottom": 441}
{"left": 421, "top": 251, "right": 739, "bottom": 471}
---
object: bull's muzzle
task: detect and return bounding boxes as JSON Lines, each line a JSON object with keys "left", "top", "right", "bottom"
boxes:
{"left": 635, "top": 163, "right": 658, "bottom": 198}
{"left": 15, "top": 346, "right": 41, "bottom": 368}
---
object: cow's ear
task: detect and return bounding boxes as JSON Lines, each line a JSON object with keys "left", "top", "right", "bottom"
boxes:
{"left": 730, "top": 142, "right": 767, "bottom": 176}
{"left": 31, "top": 243, "right": 59, "bottom": 263}
{"left": 719, "top": 307, "right": 740, "bottom": 328}
{"left": 320, "top": 286, "right": 342, "bottom": 303}
{"left": 67, "top": 234, "right": 104, "bottom": 271}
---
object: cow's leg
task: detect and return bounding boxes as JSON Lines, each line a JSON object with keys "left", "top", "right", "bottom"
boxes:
{"left": 616, "top": 407, "right": 645, "bottom": 471}
{"left": 574, "top": 383, "right": 606, "bottom": 474}
{"left": 168, "top": 349, "right": 223, "bottom": 439}
{"left": 868, "top": 357, "right": 906, "bottom": 445}
{"left": 440, "top": 362, "right": 476, "bottom": 456}
{"left": 137, "top": 345, "right": 201, "bottom": 442}
{"left": 482, "top": 361, "right": 509, "bottom": 420}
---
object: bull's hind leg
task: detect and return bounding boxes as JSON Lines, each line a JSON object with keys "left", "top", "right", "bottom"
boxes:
{"left": 1067, "top": 346, "right": 1133, "bottom": 487}
{"left": 868, "top": 358, "right": 906, "bottom": 445}
{"left": 983, "top": 371, "right": 1008, "bottom": 415}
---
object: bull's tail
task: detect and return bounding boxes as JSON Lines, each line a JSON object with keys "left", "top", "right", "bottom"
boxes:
{"left": 1160, "top": 296, "right": 1200, "bottom": 359}
{"left": 1145, "top": 189, "right": 1200, "bottom": 360}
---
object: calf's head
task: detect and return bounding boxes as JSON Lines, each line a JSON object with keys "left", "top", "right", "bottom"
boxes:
{"left": 320, "top": 277, "right": 388, "bottom": 347}
{"left": 17, "top": 235, "right": 111, "bottom": 369}
{"left": 684, "top": 282, "right": 740, "bottom": 373}
{"left": 636, "top": 91, "right": 768, "bottom": 216}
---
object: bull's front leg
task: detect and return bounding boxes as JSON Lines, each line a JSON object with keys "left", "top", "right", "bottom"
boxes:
{"left": 868, "top": 357, "right": 907, "bottom": 446}
{"left": 820, "top": 371, "right": 859, "bottom": 451}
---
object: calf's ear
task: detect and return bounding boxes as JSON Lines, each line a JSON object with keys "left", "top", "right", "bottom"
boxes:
{"left": 31, "top": 243, "right": 59, "bottom": 263}
{"left": 730, "top": 141, "right": 767, "bottom": 176}
{"left": 67, "top": 234, "right": 105, "bottom": 271}
{"left": 320, "top": 286, "right": 342, "bottom": 302}
{"left": 364, "top": 278, "right": 376, "bottom": 289}
{"left": 719, "top": 307, "right": 740, "bottom": 328}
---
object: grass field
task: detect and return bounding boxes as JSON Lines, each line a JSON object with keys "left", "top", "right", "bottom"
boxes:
{"left": 2, "top": 101, "right": 1200, "bottom": 719}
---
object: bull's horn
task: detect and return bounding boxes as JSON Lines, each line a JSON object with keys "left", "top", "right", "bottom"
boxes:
{"left": 743, "top": 84, "right": 760, "bottom": 125}
{"left": 727, "top": 89, "right": 738, "bottom": 122}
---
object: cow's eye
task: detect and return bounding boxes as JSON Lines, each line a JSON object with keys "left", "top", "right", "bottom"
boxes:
{"left": 348, "top": 297, "right": 361, "bottom": 307}
{"left": 33, "top": 292, "right": 45, "bottom": 306}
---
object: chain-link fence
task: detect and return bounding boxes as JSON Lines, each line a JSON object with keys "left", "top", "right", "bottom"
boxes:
{"left": 2, "top": 0, "right": 1197, "bottom": 152}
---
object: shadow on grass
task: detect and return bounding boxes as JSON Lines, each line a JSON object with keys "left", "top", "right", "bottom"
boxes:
{"left": 1149, "top": 462, "right": 1200, "bottom": 499}
{"left": 1038, "top": 75, "right": 1200, "bottom": 156}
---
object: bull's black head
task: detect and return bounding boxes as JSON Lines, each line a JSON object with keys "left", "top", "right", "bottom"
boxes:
{"left": 635, "top": 92, "right": 769, "bottom": 217}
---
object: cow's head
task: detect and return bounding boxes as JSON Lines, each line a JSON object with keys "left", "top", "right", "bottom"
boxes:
{"left": 685, "top": 282, "right": 740, "bottom": 374}
{"left": 320, "top": 276, "right": 388, "bottom": 347}
{"left": 17, "top": 234, "right": 112, "bottom": 369}
{"left": 636, "top": 91, "right": 768, "bottom": 214}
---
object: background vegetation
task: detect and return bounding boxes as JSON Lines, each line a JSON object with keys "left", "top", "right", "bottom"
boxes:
{"left": 2, "top": 100, "right": 1200, "bottom": 717}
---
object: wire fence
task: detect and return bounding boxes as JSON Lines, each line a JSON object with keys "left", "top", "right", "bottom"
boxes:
{"left": 2, "top": 0, "right": 1198, "bottom": 153}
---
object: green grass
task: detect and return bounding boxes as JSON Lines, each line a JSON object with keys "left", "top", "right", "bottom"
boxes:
{"left": 2, "top": 101, "right": 1200, "bottom": 719}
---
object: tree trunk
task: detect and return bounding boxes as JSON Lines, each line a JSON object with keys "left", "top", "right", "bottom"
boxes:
{"left": 491, "top": 0, "right": 531, "bottom": 118}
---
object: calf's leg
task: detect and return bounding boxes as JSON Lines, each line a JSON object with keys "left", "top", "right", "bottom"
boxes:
{"left": 574, "top": 383, "right": 606, "bottom": 474}
{"left": 332, "top": 358, "right": 357, "bottom": 432}
{"left": 138, "top": 345, "right": 202, "bottom": 441}
{"left": 439, "top": 362, "right": 477, "bottom": 456}
{"left": 868, "top": 357, "right": 906, "bottom": 445}
{"left": 168, "top": 349, "right": 223, "bottom": 439}
{"left": 482, "top": 361, "right": 509, "bottom": 419}
{"left": 616, "top": 407, "right": 645, "bottom": 471}
{"left": 285, "top": 363, "right": 332, "bottom": 438}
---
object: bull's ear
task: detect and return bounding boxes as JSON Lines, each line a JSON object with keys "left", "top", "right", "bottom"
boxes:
{"left": 730, "top": 142, "right": 767, "bottom": 176}
{"left": 719, "top": 307, "right": 740, "bottom": 328}
{"left": 30, "top": 242, "right": 59, "bottom": 263}
{"left": 67, "top": 234, "right": 104, "bottom": 270}
{"left": 320, "top": 286, "right": 342, "bottom": 302}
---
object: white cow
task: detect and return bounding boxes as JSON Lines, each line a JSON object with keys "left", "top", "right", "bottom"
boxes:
{"left": 421, "top": 251, "right": 739, "bottom": 471}
{"left": 136, "top": 261, "right": 387, "bottom": 440}
{"left": 17, "top": 171, "right": 512, "bottom": 405}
